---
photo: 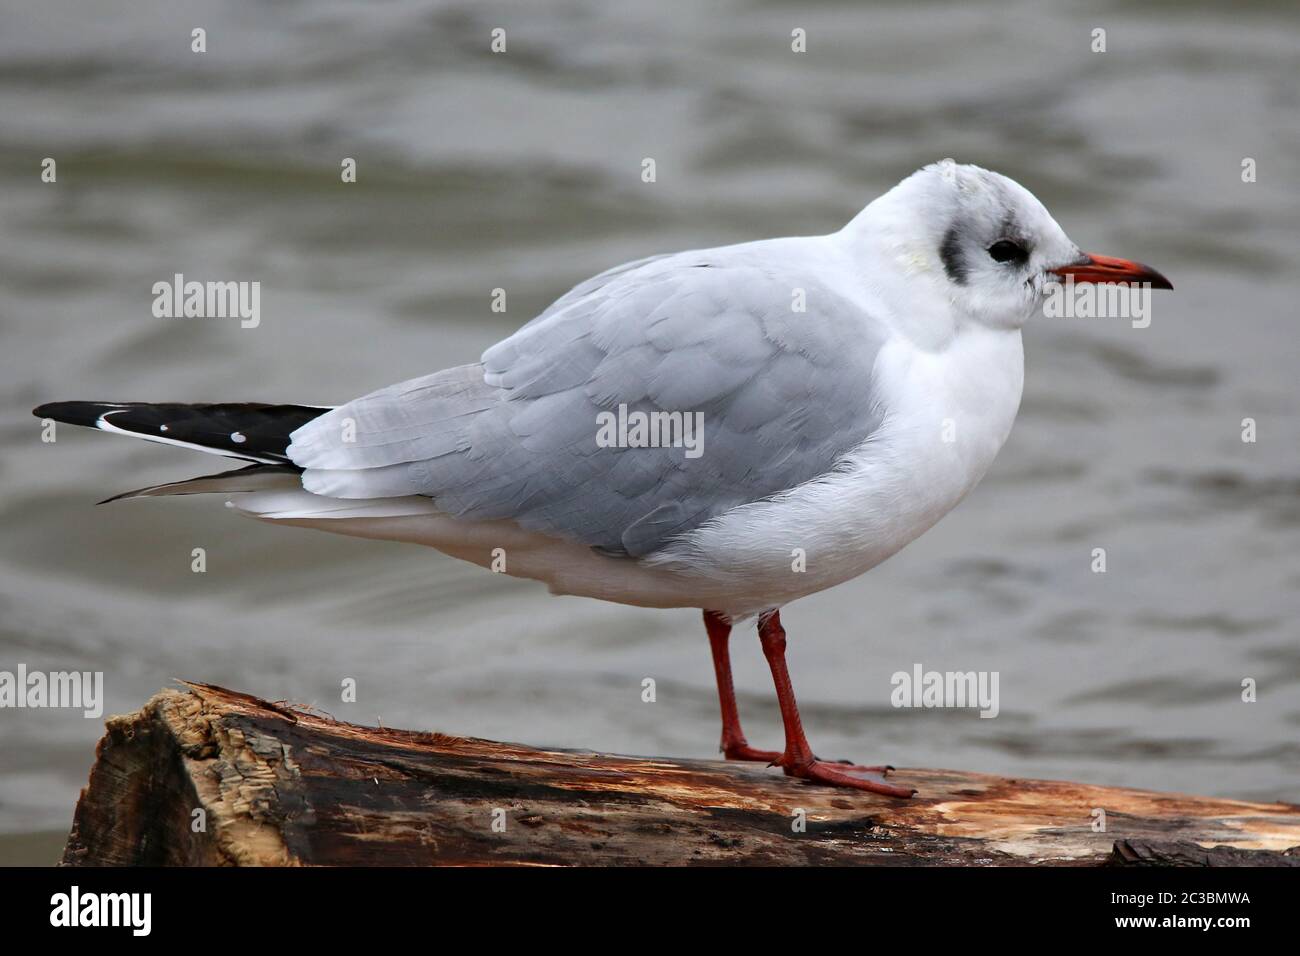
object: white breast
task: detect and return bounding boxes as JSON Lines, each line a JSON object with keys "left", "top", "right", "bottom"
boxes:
{"left": 645, "top": 323, "right": 1025, "bottom": 614}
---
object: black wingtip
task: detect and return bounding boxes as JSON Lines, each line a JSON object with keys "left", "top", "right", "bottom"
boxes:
{"left": 32, "top": 401, "right": 116, "bottom": 426}
{"left": 31, "top": 400, "right": 329, "bottom": 462}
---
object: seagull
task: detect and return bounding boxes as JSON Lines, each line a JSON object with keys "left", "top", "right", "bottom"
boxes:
{"left": 34, "top": 160, "right": 1171, "bottom": 796}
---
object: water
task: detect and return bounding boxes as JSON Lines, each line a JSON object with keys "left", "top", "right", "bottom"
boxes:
{"left": 2, "top": 0, "right": 1299, "bottom": 856}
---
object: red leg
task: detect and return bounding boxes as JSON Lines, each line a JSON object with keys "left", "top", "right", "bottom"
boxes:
{"left": 704, "top": 610, "right": 781, "bottom": 762}
{"left": 757, "top": 610, "right": 915, "bottom": 798}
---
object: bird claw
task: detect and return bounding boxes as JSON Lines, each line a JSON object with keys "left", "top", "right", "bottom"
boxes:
{"left": 831, "top": 760, "right": 896, "bottom": 776}
{"left": 721, "top": 742, "right": 783, "bottom": 763}
{"left": 778, "top": 757, "right": 916, "bottom": 798}
{"left": 725, "top": 745, "right": 899, "bottom": 781}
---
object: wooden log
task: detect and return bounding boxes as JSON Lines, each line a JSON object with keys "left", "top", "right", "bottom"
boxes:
{"left": 60, "top": 682, "right": 1300, "bottom": 866}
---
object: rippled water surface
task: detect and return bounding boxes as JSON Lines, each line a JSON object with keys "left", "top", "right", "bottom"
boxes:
{"left": 2, "top": 0, "right": 1299, "bottom": 855}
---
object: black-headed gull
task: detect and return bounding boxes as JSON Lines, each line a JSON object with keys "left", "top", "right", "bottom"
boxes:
{"left": 35, "top": 161, "right": 1171, "bottom": 796}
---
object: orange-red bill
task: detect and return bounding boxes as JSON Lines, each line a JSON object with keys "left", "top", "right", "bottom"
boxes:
{"left": 1050, "top": 253, "right": 1173, "bottom": 290}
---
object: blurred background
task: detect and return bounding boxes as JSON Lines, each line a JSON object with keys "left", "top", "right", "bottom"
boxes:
{"left": 2, "top": 0, "right": 1298, "bottom": 863}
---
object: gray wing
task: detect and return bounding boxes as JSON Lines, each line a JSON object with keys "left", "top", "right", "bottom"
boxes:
{"left": 288, "top": 248, "right": 887, "bottom": 556}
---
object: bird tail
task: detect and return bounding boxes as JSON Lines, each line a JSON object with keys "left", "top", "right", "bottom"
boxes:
{"left": 32, "top": 401, "right": 330, "bottom": 501}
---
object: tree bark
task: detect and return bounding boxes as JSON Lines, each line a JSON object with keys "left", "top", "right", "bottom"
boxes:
{"left": 59, "top": 682, "right": 1300, "bottom": 866}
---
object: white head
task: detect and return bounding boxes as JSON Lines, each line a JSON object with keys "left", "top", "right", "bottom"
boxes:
{"left": 851, "top": 160, "right": 1171, "bottom": 330}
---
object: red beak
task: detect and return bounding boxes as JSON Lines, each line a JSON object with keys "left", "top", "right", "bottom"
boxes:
{"left": 1050, "top": 253, "right": 1173, "bottom": 290}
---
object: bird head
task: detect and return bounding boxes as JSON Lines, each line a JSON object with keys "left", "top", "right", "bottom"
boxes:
{"left": 854, "top": 160, "right": 1172, "bottom": 332}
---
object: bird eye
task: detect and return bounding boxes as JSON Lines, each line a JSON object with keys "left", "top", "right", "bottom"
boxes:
{"left": 988, "top": 239, "right": 1027, "bottom": 264}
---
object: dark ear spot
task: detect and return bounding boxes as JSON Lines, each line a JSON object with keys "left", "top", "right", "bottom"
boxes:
{"left": 940, "top": 226, "right": 967, "bottom": 285}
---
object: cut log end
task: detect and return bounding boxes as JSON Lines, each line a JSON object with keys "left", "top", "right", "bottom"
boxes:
{"left": 60, "top": 682, "right": 1300, "bottom": 866}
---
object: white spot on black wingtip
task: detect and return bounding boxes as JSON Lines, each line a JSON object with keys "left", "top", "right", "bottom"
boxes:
{"left": 160, "top": 425, "right": 168, "bottom": 431}
{"left": 230, "top": 432, "right": 246, "bottom": 444}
